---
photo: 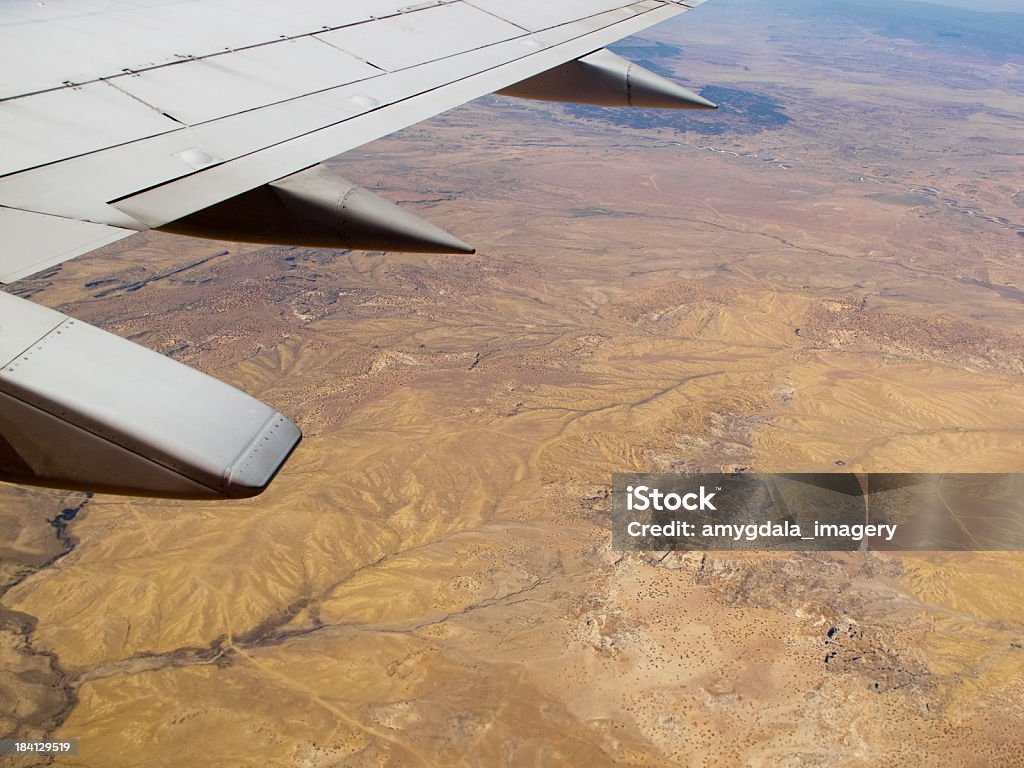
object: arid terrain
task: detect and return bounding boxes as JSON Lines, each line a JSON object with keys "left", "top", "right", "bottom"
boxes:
{"left": 2, "top": 0, "right": 1024, "bottom": 765}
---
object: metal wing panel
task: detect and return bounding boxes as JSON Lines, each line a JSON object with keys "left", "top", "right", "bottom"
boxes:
{"left": 0, "top": 13, "right": 156, "bottom": 99}
{"left": 0, "top": 129, "right": 208, "bottom": 230}
{"left": 111, "top": 38, "right": 384, "bottom": 127}
{"left": 2, "top": 314, "right": 269, "bottom": 474}
{"left": 0, "top": 291, "right": 301, "bottom": 498}
{"left": 464, "top": 0, "right": 640, "bottom": 32}
{"left": 315, "top": 3, "right": 526, "bottom": 72}
{"left": 0, "top": 9, "right": 244, "bottom": 100}
{"left": 0, "top": 0, "right": 416, "bottom": 99}
{"left": 0, "top": 81, "right": 182, "bottom": 177}
{"left": 0, "top": 207, "right": 134, "bottom": 284}
{"left": 0, "top": 288, "right": 64, "bottom": 366}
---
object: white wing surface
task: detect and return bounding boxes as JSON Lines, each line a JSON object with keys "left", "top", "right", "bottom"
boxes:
{"left": 0, "top": 0, "right": 710, "bottom": 283}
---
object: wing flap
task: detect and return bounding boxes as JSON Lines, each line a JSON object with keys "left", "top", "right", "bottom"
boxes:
{"left": 0, "top": 207, "right": 134, "bottom": 284}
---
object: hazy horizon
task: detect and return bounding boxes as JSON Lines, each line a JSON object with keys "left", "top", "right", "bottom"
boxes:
{"left": 921, "top": 0, "right": 1023, "bottom": 10}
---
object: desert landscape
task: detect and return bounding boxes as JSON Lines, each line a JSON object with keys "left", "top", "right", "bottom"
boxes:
{"left": 2, "top": 0, "right": 1024, "bottom": 764}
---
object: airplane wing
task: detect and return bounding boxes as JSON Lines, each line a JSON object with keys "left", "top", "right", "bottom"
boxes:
{"left": 0, "top": 0, "right": 716, "bottom": 499}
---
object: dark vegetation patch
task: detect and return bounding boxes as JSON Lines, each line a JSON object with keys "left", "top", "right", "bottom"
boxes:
{"left": 564, "top": 85, "right": 790, "bottom": 136}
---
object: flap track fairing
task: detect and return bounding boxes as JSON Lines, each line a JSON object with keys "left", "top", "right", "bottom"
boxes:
{"left": 497, "top": 48, "right": 716, "bottom": 110}
{"left": 158, "top": 164, "right": 475, "bottom": 255}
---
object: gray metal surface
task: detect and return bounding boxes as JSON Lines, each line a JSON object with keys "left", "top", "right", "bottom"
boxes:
{"left": 111, "top": 37, "right": 383, "bottom": 127}
{"left": 0, "top": 291, "right": 63, "bottom": 367}
{"left": 0, "top": 390, "right": 220, "bottom": 498}
{"left": 0, "top": 81, "right": 181, "bottom": 177}
{"left": 0, "top": 208, "right": 134, "bottom": 284}
{"left": 0, "top": 0, "right": 409, "bottom": 98}
{"left": 317, "top": 3, "right": 523, "bottom": 72}
{"left": 465, "top": 0, "right": 638, "bottom": 32}
{"left": 0, "top": 291, "right": 300, "bottom": 498}
{"left": 0, "top": 0, "right": 704, "bottom": 283}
